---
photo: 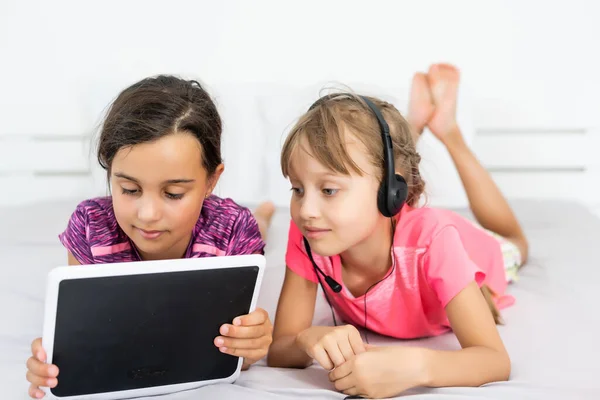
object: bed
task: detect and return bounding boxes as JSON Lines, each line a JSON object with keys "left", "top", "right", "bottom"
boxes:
{"left": 1, "top": 197, "right": 598, "bottom": 400}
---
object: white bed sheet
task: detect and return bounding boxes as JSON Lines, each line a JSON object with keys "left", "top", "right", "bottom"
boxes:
{"left": 1, "top": 199, "right": 598, "bottom": 399}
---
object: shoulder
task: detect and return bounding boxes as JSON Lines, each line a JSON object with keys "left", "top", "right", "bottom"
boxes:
{"left": 70, "top": 196, "right": 127, "bottom": 247}
{"left": 59, "top": 196, "right": 127, "bottom": 264}
{"left": 394, "top": 205, "right": 498, "bottom": 250}
{"left": 394, "top": 205, "right": 465, "bottom": 247}
{"left": 66, "top": 196, "right": 117, "bottom": 233}
{"left": 191, "top": 195, "right": 264, "bottom": 256}
{"left": 75, "top": 197, "right": 122, "bottom": 238}
{"left": 72, "top": 196, "right": 115, "bottom": 220}
{"left": 396, "top": 205, "right": 501, "bottom": 268}
{"left": 197, "top": 195, "right": 255, "bottom": 231}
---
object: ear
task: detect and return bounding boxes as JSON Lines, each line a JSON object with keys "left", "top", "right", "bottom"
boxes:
{"left": 206, "top": 163, "right": 225, "bottom": 196}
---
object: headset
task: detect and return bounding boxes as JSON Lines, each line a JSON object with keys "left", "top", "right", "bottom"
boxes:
{"left": 308, "top": 93, "right": 408, "bottom": 218}
{"left": 302, "top": 94, "right": 406, "bottom": 337}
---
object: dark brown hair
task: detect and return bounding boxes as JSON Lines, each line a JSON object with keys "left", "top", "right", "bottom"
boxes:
{"left": 281, "top": 93, "right": 425, "bottom": 207}
{"left": 97, "top": 75, "right": 222, "bottom": 179}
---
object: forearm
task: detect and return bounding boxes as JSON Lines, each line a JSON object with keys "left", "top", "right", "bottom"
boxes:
{"left": 267, "top": 335, "right": 313, "bottom": 368}
{"left": 421, "top": 346, "right": 511, "bottom": 388}
{"left": 443, "top": 130, "right": 524, "bottom": 240}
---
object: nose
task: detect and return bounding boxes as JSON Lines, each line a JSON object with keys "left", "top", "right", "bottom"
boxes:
{"left": 137, "top": 195, "right": 162, "bottom": 223}
{"left": 298, "top": 191, "right": 320, "bottom": 220}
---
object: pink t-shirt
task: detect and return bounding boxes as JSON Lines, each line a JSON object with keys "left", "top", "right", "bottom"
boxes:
{"left": 285, "top": 204, "right": 514, "bottom": 339}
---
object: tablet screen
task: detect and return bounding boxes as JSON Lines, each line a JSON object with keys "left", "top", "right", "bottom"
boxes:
{"left": 50, "top": 265, "right": 259, "bottom": 397}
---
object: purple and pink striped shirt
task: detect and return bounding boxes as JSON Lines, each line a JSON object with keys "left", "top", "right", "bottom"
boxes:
{"left": 58, "top": 195, "right": 265, "bottom": 264}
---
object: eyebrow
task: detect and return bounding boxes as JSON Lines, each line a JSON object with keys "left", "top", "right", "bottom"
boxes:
{"left": 114, "top": 172, "right": 195, "bottom": 184}
{"left": 321, "top": 172, "right": 347, "bottom": 178}
{"left": 288, "top": 172, "right": 348, "bottom": 183}
{"left": 312, "top": 171, "right": 349, "bottom": 180}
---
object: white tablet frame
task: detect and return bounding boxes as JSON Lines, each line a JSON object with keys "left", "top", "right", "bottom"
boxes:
{"left": 41, "top": 254, "right": 266, "bottom": 400}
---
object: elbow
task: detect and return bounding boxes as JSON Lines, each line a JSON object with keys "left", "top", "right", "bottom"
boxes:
{"left": 266, "top": 350, "right": 281, "bottom": 368}
{"left": 478, "top": 348, "right": 511, "bottom": 384}
{"left": 497, "top": 351, "right": 511, "bottom": 382}
{"left": 265, "top": 343, "right": 280, "bottom": 367}
{"left": 265, "top": 344, "right": 289, "bottom": 368}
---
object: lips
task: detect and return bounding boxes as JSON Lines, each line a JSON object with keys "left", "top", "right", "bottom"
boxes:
{"left": 304, "top": 226, "right": 331, "bottom": 239}
{"left": 305, "top": 226, "right": 329, "bottom": 232}
{"left": 136, "top": 228, "right": 165, "bottom": 240}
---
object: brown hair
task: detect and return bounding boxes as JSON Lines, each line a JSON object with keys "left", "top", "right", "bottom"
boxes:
{"left": 281, "top": 93, "right": 425, "bottom": 207}
{"left": 97, "top": 75, "right": 222, "bottom": 180}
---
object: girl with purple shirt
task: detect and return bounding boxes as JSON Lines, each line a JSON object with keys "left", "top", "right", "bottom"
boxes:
{"left": 25, "top": 75, "right": 275, "bottom": 399}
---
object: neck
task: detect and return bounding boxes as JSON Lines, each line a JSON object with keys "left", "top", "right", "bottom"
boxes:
{"left": 340, "top": 217, "right": 394, "bottom": 281}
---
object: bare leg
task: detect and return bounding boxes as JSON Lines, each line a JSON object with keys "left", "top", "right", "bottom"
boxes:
{"left": 253, "top": 201, "right": 276, "bottom": 241}
{"left": 426, "top": 64, "right": 528, "bottom": 263}
{"left": 407, "top": 65, "right": 527, "bottom": 324}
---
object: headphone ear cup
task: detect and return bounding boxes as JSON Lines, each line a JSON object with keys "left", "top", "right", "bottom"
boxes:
{"left": 392, "top": 174, "right": 408, "bottom": 212}
{"left": 377, "top": 181, "right": 390, "bottom": 217}
{"left": 378, "top": 174, "right": 408, "bottom": 217}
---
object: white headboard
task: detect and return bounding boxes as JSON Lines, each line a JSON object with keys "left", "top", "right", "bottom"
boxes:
{"left": 1, "top": 80, "right": 599, "bottom": 220}
{"left": 473, "top": 128, "right": 599, "bottom": 206}
{"left": 1, "top": 117, "right": 598, "bottom": 217}
{"left": 0, "top": 134, "right": 99, "bottom": 206}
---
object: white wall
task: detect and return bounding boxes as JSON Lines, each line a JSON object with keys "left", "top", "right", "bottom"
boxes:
{"left": 1, "top": 0, "right": 599, "bottom": 211}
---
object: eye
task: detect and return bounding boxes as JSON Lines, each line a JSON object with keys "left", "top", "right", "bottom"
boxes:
{"left": 290, "top": 187, "right": 304, "bottom": 196}
{"left": 165, "top": 192, "right": 184, "bottom": 200}
{"left": 121, "top": 188, "right": 138, "bottom": 196}
{"left": 322, "top": 188, "right": 339, "bottom": 196}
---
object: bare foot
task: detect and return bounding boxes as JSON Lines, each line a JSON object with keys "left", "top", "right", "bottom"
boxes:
{"left": 426, "top": 63, "right": 461, "bottom": 143}
{"left": 407, "top": 72, "right": 435, "bottom": 141}
{"left": 253, "top": 201, "right": 276, "bottom": 241}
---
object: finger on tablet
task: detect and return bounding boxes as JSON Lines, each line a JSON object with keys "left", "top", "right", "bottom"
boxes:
{"left": 233, "top": 308, "right": 268, "bottom": 326}
{"left": 219, "top": 347, "right": 268, "bottom": 361}
{"left": 31, "top": 338, "right": 46, "bottom": 362}
{"left": 26, "top": 370, "right": 57, "bottom": 389}
{"left": 214, "top": 335, "right": 270, "bottom": 350}
{"left": 219, "top": 324, "right": 266, "bottom": 339}
{"left": 26, "top": 357, "right": 59, "bottom": 379}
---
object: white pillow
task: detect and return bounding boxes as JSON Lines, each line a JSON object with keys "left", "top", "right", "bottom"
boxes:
{"left": 207, "top": 82, "right": 267, "bottom": 205}
{"left": 256, "top": 81, "right": 475, "bottom": 210}
{"left": 256, "top": 83, "right": 321, "bottom": 207}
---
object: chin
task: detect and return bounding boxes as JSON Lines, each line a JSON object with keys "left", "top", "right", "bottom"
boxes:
{"left": 306, "top": 238, "right": 347, "bottom": 258}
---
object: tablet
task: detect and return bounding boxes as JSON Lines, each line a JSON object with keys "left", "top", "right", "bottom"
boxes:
{"left": 41, "top": 254, "right": 265, "bottom": 399}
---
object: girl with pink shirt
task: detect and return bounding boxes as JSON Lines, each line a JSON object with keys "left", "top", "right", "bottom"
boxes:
{"left": 267, "top": 64, "right": 529, "bottom": 398}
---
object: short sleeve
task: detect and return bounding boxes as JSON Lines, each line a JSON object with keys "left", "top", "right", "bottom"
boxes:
{"left": 58, "top": 204, "right": 95, "bottom": 265}
{"left": 285, "top": 220, "right": 318, "bottom": 283}
{"left": 424, "top": 226, "right": 486, "bottom": 308}
{"left": 226, "top": 208, "right": 265, "bottom": 255}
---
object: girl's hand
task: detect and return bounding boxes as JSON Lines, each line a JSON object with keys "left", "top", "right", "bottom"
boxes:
{"left": 295, "top": 325, "right": 366, "bottom": 371}
{"left": 328, "top": 345, "right": 428, "bottom": 399}
{"left": 25, "top": 338, "right": 59, "bottom": 399}
{"left": 214, "top": 308, "right": 273, "bottom": 370}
